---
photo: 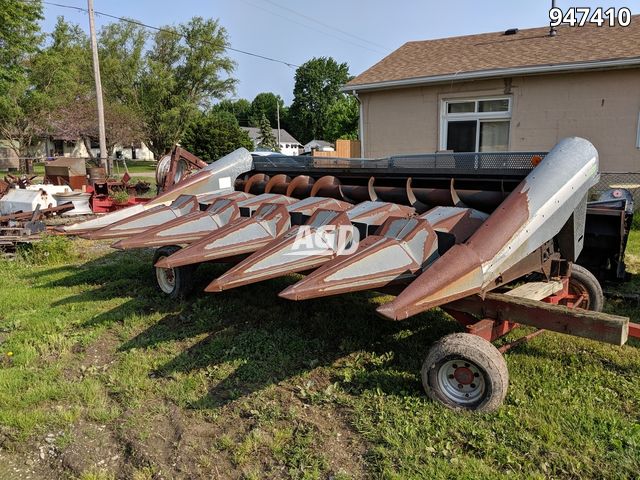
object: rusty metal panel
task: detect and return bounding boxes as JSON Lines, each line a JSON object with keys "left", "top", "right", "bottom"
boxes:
{"left": 206, "top": 201, "right": 416, "bottom": 292}
{"left": 155, "top": 202, "right": 292, "bottom": 268}
{"left": 59, "top": 148, "right": 254, "bottom": 235}
{"left": 420, "top": 207, "right": 489, "bottom": 244}
{"left": 277, "top": 207, "right": 489, "bottom": 300}
{"left": 377, "top": 137, "right": 600, "bottom": 321}
{"left": 82, "top": 194, "right": 202, "bottom": 240}
{"left": 278, "top": 217, "right": 438, "bottom": 300}
{"left": 112, "top": 192, "right": 253, "bottom": 249}
{"left": 205, "top": 209, "right": 354, "bottom": 291}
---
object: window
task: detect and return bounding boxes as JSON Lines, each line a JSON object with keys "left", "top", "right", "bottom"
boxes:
{"left": 441, "top": 97, "right": 511, "bottom": 152}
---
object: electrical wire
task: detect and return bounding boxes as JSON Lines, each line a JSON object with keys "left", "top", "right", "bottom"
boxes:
{"left": 38, "top": 0, "right": 301, "bottom": 67}
{"left": 237, "top": 0, "right": 387, "bottom": 55}
{"left": 262, "top": 0, "right": 389, "bottom": 52}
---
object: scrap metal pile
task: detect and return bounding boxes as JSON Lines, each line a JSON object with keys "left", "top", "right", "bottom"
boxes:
{"left": 58, "top": 137, "right": 638, "bottom": 412}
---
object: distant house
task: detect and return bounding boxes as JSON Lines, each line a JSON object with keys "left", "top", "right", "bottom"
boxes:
{"left": 43, "top": 137, "right": 154, "bottom": 160}
{"left": 304, "top": 139, "right": 334, "bottom": 153}
{"left": 344, "top": 19, "right": 640, "bottom": 174}
{"left": 0, "top": 140, "right": 19, "bottom": 170}
{"left": 0, "top": 136, "right": 154, "bottom": 171}
{"left": 241, "top": 127, "right": 302, "bottom": 156}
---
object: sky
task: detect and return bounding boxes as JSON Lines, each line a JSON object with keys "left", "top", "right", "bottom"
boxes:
{"left": 39, "top": 0, "right": 638, "bottom": 104}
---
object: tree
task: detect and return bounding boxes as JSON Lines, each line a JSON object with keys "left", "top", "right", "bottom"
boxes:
{"left": 0, "top": 16, "right": 87, "bottom": 157}
{"left": 181, "top": 110, "right": 253, "bottom": 162}
{"left": 257, "top": 113, "right": 278, "bottom": 151}
{"left": 248, "top": 92, "right": 285, "bottom": 128}
{"left": 288, "top": 57, "right": 350, "bottom": 144}
{"left": 324, "top": 95, "right": 359, "bottom": 142}
{"left": 139, "top": 17, "right": 237, "bottom": 157}
{"left": 49, "top": 99, "right": 145, "bottom": 163}
{"left": 0, "top": 0, "right": 43, "bottom": 156}
{"left": 212, "top": 98, "right": 252, "bottom": 126}
{"left": 0, "top": 0, "right": 42, "bottom": 97}
{"left": 98, "top": 20, "right": 146, "bottom": 107}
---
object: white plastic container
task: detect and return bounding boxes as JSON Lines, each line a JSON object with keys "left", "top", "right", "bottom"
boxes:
{"left": 0, "top": 184, "right": 71, "bottom": 215}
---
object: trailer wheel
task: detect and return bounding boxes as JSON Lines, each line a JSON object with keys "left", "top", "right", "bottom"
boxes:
{"left": 422, "top": 333, "right": 508, "bottom": 412}
{"left": 568, "top": 264, "right": 604, "bottom": 312}
{"left": 153, "top": 246, "right": 195, "bottom": 299}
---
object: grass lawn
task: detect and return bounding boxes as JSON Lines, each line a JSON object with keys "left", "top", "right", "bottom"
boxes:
{"left": 0, "top": 232, "right": 638, "bottom": 479}
{"left": 28, "top": 161, "right": 157, "bottom": 198}
{"left": 31, "top": 160, "right": 157, "bottom": 177}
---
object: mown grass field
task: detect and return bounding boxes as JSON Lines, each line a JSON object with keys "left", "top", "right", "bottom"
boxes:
{"left": 0, "top": 232, "right": 638, "bottom": 479}
{"left": 32, "top": 160, "right": 157, "bottom": 177}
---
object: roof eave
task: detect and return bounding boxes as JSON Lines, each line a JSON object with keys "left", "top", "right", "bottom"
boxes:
{"left": 341, "top": 57, "right": 640, "bottom": 93}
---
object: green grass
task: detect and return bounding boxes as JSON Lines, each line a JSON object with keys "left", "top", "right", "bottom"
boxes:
{"left": 30, "top": 160, "right": 156, "bottom": 178}
{"left": 0, "top": 234, "right": 639, "bottom": 478}
{"left": 114, "top": 159, "right": 157, "bottom": 174}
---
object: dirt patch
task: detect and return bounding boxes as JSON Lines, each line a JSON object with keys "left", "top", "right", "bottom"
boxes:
{"left": 57, "top": 420, "right": 126, "bottom": 477}
{"left": 177, "top": 374, "right": 369, "bottom": 479}
{"left": 64, "top": 330, "right": 119, "bottom": 381}
{"left": 114, "top": 404, "right": 188, "bottom": 478}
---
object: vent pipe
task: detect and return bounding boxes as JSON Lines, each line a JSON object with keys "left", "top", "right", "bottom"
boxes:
{"left": 550, "top": 0, "right": 558, "bottom": 36}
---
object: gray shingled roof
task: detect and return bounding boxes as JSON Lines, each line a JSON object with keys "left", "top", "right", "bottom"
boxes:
{"left": 241, "top": 127, "right": 300, "bottom": 145}
{"left": 347, "top": 18, "right": 640, "bottom": 88}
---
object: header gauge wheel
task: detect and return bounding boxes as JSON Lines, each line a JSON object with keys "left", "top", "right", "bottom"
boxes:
{"left": 153, "top": 246, "right": 195, "bottom": 299}
{"left": 422, "top": 333, "right": 509, "bottom": 412}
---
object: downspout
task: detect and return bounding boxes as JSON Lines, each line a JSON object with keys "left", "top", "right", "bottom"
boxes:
{"left": 352, "top": 90, "right": 364, "bottom": 157}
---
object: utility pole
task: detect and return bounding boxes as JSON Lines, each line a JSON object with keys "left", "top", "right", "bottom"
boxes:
{"left": 276, "top": 101, "right": 281, "bottom": 149}
{"left": 88, "top": 0, "right": 109, "bottom": 174}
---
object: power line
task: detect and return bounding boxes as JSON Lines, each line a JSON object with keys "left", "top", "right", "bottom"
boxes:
{"left": 262, "top": 0, "right": 389, "bottom": 52}
{"left": 237, "top": 0, "right": 387, "bottom": 55}
{"left": 38, "top": 0, "right": 301, "bottom": 68}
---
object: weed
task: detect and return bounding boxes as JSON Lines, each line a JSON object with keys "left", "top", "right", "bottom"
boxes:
{"left": 17, "top": 234, "right": 75, "bottom": 265}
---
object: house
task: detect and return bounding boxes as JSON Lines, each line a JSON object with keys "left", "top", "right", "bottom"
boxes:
{"left": 43, "top": 137, "right": 154, "bottom": 160}
{"left": 0, "top": 140, "right": 19, "bottom": 170}
{"left": 344, "top": 19, "right": 640, "bottom": 175}
{"left": 241, "top": 127, "right": 302, "bottom": 156}
{"left": 303, "top": 139, "right": 334, "bottom": 153}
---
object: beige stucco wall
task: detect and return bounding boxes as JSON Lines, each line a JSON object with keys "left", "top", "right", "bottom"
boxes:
{"left": 0, "top": 140, "right": 19, "bottom": 170}
{"left": 359, "top": 68, "right": 640, "bottom": 172}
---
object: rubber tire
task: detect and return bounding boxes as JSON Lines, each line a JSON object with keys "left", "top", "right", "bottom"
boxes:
{"left": 569, "top": 264, "right": 604, "bottom": 312}
{"left": 422, "top": 333, "right": 509, "bottom": 413}
{"left": 153, "top": 245, "right": 195, "bottom": 299}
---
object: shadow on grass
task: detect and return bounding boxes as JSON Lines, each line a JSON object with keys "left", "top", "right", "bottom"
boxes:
{"left": 123, "top": 274, "right": 461, "bottom": 409}
{"left": 33, "top": 246, "right": 640, "bottom": 413}
{"left": 27, "top": 249, "right": 463, "bottom": 408}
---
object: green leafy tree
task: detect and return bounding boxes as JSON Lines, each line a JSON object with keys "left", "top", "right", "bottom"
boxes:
{"left": 288, "top": 57, "right": 350, "bottom": 144}
{"left": 182, "top": 110, "right": 253, "bottom": 162}
{"left": 0, "top": 16, "right": 87, "bottom": 157}
{"left": 0, "top": 0, "right": 42, "bottom": 96}
{"left": 324, "top": 95, "right": 359, "bottom": 142}
{"left": 248, "top": 92, "right": 286, "bottom": 128}
{"left": 98, "top": 20, "right": 146, "bottom": 106}
{"left": 139, "top": 17, "right": 236, "bottom": 157}
{"left": 212, "top": 98, "right": 252, "bottom": 126}
{"left": 257, "top": 113, "right": 279, "bottom": 151}
{"left": 0, "top": 0, "right": 43, "bottom": 156}
{"left": 49, "top": 98, "right": 145, "bottom": 163}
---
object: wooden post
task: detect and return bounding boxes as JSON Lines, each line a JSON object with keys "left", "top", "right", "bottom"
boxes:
{"left": 87, "top": 0, "right": 109, "bottom": 175}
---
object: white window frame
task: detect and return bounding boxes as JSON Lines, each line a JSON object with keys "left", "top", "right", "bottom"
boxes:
{"left": 636, "top": 111, "right": 640, "bottom": 149}
{"left": 439, "top": 96, "right": 512, "bottom": 152}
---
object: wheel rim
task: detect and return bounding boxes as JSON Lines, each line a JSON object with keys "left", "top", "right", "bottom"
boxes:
{"left": 156, "top": 259, "right": 176, "bottom": 294}
{"left": 567, "top": 278, "right": 590, "bottom": 309}
{"left": 436, "top": 358, "right": 486, "bottom": 405}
